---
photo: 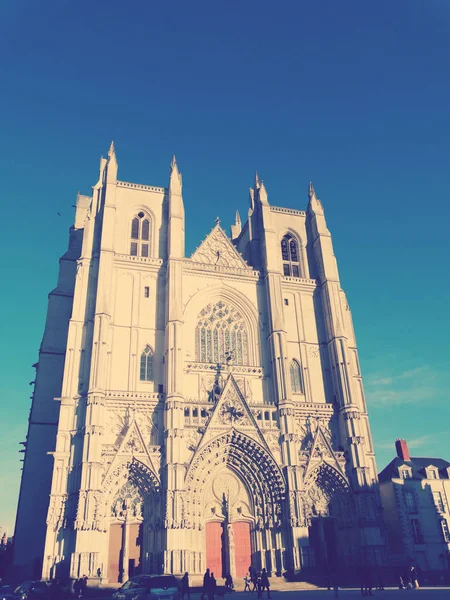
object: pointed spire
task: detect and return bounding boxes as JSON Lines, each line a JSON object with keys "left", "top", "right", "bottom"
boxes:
{"left": 307, "top": 180, "right": 324, "bottom": 214}
{"left": 106, "top": 141, "right": 118, "bottom": 182}
{"left": 169, "top": 154, "right": 182, "bottom": 193}
{"left": 258, "top": 180, "right": 269, "bottom": 206}
{"left": 230, "top": 210, "right": 242, "bottom": 240}
{"left": 248, "top": 187, "right": 255, "bottom": 212}
{"left": 254, "top": 172, "right": 261, "bottom": 190}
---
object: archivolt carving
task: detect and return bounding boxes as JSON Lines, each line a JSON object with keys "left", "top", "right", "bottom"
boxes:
{"left": 185, "top": 430, "right": 285, "bottom": 531}
{"left": 300, "top": 463, "right": 350, "bottom": 526}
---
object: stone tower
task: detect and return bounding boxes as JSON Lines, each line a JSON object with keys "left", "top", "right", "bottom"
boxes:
{"left": 13, "top": 145, "right": 384, "bottom": 582}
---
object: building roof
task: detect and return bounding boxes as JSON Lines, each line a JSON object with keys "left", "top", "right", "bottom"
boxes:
{"left": 378, "top": 456, "right": 450, "bottom": 483}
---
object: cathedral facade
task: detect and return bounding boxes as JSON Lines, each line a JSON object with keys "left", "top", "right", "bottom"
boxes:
{"left": 14, "top": 144, "right": 384, "bottom": 582}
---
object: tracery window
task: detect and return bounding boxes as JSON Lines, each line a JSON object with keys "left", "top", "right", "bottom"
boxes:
{"left": 281, "top": 234, "right": 300, "bottom": 277}
{"left": 195, "top": 301, "right": 249, "bottom": 365}
{"left": 140, "top": 345, "right": 153, "bottom": 381}
{"left": 130, "top": 212, "right": 151, "bottom": 257}
{"left": 290, "top": 359, "right": 303, "bottom": 394}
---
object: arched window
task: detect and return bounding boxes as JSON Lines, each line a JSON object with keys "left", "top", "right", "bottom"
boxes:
{"left": 130, "top": 212, "right": 151, "bottom": 257}
{"left": 140, "top": 345, "right": 153, "bottom": 381}
{"left": 290, "top": 360, "right": 303, "bottom": 394}
{"left": 195, "top": 301, "right": 249, "bottom": 365}
{"left": 281, "top": 235, "right": 300, "bottom": 277}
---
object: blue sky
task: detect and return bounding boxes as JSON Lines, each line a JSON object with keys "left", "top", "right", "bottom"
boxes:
{"left": 0, "top": 0, "right": 449, "bottom": 534}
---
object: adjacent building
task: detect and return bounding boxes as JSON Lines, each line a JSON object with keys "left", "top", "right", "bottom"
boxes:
{"left": 14, "top": 144, "right": 384, "bottom": 582}
{"left": 379, "top": 439, "right": 450, "bottom": 581}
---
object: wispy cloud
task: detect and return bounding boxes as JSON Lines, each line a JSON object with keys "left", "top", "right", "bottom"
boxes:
{"left": 367, "top": 366, "right": 428, "bottom": 387}
{"left": 376, "top": 430, "right": 450, "bottom": 452}
{"left": 365, "top": 365, "right": 444, "bottom": 407}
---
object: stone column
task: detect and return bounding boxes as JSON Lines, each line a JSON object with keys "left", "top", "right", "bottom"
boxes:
{"left": 226, "top": 524, "right": 236, "bottom": 579}
{"left": 121, "top": 517, "right": 130, "bottom": 583}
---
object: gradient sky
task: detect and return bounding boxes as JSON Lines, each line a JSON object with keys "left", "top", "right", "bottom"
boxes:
{"left": 1, "top": 0, "right": 449, "bottom": 535}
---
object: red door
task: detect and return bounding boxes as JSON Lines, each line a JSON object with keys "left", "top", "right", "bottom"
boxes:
{"left": 128, "top": 523, "right": 142, "bottom": 574}
{"left": 206, "top": 522, "right": 223, "bottom": 578}
{"left": 233, "top": 522, "right": 251, "bottom": 578}
{"left": 108, "top": 524, "right": 122, "bottom": 582}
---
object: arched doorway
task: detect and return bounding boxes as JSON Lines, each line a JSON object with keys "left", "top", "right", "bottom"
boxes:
{"left": 103, "top": 459, "right": 160, "bottom": 582}
{"left": 204, "top": 468, "right": 254, "bottom": 579}
{"left": 302, "top": 463, "right": 350, "bottom": 575}
{"left": 186, "top": 430, "right": 286, "bottom": 576}
{"left": 108, "top": 482, "right": 144, "bottom": 582}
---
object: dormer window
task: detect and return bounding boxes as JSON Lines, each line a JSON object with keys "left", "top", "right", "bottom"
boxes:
{"left": 426, "top": 467, "right": 439, "bottom": 480}
{"left": 130, "top": 212, "right": 151, "bottom": 257}
{"left": 400, "top": 468, "right": 412, "bottom": 479}
{"left": 281, "top": 235, "right": 300, "bottom": 277}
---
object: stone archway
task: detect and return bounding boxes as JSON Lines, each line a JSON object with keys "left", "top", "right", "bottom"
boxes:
{"left": 185, "top": 430, "right": 286, "bottom": 575}
{"left": 204, "top": 467, "right": 253, "bottom": 579}
{"left": 301, "top": 463, "right": 350, "bottom": 573}
{"left": 103, "top": 459, "right": 161, "bottom": 582}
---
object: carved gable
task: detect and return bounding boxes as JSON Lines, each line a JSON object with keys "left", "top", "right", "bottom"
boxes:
{"left": 196, "top": 374, "right": 269, "bottom": 451}
{"left": 102, "top": 413, "right": 158, "bottom": 483}
{"left": 190, "top": 224, "right": 249, "bottom": 269}
{"left": 303, "top": 424, "right": 347, "bottom": 482}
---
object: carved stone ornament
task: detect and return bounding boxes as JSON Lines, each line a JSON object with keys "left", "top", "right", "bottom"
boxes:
{"left": 111, "top": 481, "right": 144, "bottom": 520}
{"left": 190, "top": 225, "right": 249, "bottom": 269}
{"left": 185, "top": 429, "right": 201, "bottom": 451}
{"left": 303, "top": 484, "right": 330, "bottom": 518}
{"left": 219, "top": 397, "right": 246, "bottom": 425}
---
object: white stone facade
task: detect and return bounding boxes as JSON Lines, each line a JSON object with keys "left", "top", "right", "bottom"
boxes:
{"left": 13, "top": 144, "right": 384, "bottom": 582}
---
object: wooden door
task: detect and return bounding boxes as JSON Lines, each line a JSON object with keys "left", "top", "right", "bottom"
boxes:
{"left": 128, "top": 523, "right": 142, "bottom": 575}
{"left": 233, "top": 522, "right": 251, "bottom": 578}
{"left": 206, "top": 522, "right": 223, "bottom": 578}
{"left": 108, "top": 524, "right": 122, "bottom": 582}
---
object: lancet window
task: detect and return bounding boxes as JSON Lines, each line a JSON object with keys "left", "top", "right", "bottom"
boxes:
{"left": 130, "top": 212, "right": 151, "bottom": 257}
{"left": 281, "top": 234, "right": 300, "bottom": 277}
{"left": 290, "top": 359, "right": 303, "bottom": 394}
{"left": 140, "top": 345, "right": 153, "bottom": 381}
{"left": 195, "top": 301, "right": 249, "bottom": 365}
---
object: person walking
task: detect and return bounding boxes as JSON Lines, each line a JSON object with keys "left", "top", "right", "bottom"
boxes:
{"left": 201, "top": 569, "right": 210, "bottom": 600}
{"left": 225, "top": 574, "right": 234, "bottom": 590}
{"left": 209, "top": 572, "right": 217, "bottom": 600}
{"left": 181, "top": 572, "right": 190, "bottom": 600}
{"left": 244, "top": 573, "right": 251, "bottom": 592}
{"left": 409, "top": 565, "right": 419, "bottom": 589}
{"left": 80, "top": 576, "right": 88, "bottom": 598}
{"left": 259, "top": 568, "right": 271, "bottom": 599}
{"left": 48, "top": 579, "right": 60, "bottom": 600}
{"left": 249, "top": 565, "right": 257, "bottom": 593}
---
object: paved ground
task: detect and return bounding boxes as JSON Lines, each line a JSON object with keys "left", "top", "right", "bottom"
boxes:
{"left": 86, "top": 589, "right": 450, "bottom": 600}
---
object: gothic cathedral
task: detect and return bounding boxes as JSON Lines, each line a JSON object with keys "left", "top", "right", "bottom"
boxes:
{"left": 14, "top": 144, "right": 384, "bottom": 582}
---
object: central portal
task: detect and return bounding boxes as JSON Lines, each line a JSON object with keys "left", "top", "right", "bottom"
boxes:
{"left": 206, "top": 521, "right": 251, "bottom": 579}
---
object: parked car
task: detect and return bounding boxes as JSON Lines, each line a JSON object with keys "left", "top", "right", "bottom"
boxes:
{"left": 12, "top": 582, "right": 48, "bottom": 600}
{"left": 113, "top": 575, "right": 180, "bottom": 600}
{"left": 0, "top": 585, "right": 15, "bottom": 600}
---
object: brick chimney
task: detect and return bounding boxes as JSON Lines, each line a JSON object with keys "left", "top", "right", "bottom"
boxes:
{"left": 395, "top": 438, "right": 410, "bottom": 461}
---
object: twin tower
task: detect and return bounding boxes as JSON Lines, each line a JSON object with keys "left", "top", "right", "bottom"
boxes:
{"left": 14, "top": 144, "right": 385, "bottom": 582}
